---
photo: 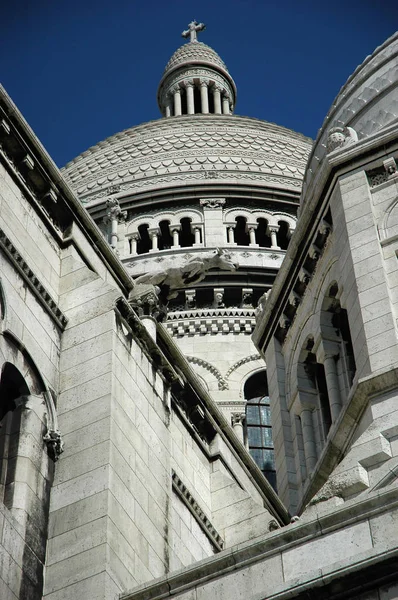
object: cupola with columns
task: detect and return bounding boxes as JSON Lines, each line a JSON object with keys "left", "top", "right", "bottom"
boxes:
{"left": 157, "top": 20, "right": 237, "bottom": 117}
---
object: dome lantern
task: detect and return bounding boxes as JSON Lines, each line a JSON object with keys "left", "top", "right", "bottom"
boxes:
{"left": 157, "top": 21, "right": 237, "bottom": 118}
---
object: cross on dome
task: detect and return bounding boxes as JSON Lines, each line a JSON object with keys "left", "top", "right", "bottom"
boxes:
{"left": 182, "top": 20, "right": 206, "bottom": 43}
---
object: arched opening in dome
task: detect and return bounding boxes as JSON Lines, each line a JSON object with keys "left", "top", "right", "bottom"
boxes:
{"left": 194, "top": 85, "right": 201, "bottom": 114}
{"left": 181, "top": 88, "right": 187, "bottom": 115}
{"left": 158, "top": 220, "right": 173, "bottom": 250}
{"left": 277, "top": 221, "right": 290, "bottom": 250}
{"left": 256, "top": 218, "right": 271, "bottom": 248}
{"left": 137, "top": 224, "right": 151, "bottom": 254}
{"left": 208, "top": 91, "right": 215, "bottom": 114}
{"left": 234, "top": 216, "right": 250, "bottom": 246}
{"left": 179, "top": 217, "right": 195, "bottom": 247}
{"left": 244, "top": 370, "right": 276, "bottom": 490}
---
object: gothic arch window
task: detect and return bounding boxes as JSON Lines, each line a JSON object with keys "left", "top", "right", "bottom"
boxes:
{"left": 244, "top": 371, "right": 276, "bottom": 490}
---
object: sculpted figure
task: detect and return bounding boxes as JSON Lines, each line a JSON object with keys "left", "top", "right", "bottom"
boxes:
{"left": 326, "top": 126, "right": 358, "bottom": 153}
{"left": 129, "top": 249, "right": 239, "bottom": 317}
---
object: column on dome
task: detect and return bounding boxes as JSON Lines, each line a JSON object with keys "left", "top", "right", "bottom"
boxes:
{"left": 171, "top": 225, "right": 181, "bottom": 248}
{"left": 248, "top": 224, "right": 258, "bottom": 247}
{"left": 212, "top": 85, "right": 222, "bottom": 114}
{"left": 149, "top": 228, "right": 159, "bottom": 251}
{"left": 192, "top": 224, "right": 203, "bottom": 246}
{"left": 200, "top": 79, "right": 209, "bottom": 114}
{"left": 165, "top": 94, "right": 173, "bottom": 117}
{"left": 173, "top": 85, "right": 182, "bottom": 116}
{"left": 269, "top": 226, "right": 280, "bottom": 249}
{"left": 185, "top": 81, "right": 195, "bottom": 115}
{"left": 231, "top": 413, "right": 245, "bottom": 444}
{"left": 130, "top": 233, "right": 139, "bottom": 255}
{"left": 227, "top": 225, "right": 235, "bottom": 244}
{"left": 222, "top": 94, "right": 230, "bottom": 115}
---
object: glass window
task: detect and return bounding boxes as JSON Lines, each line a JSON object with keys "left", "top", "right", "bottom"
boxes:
{"left": 245, "top": 391, "right": 276, "bottom": 491}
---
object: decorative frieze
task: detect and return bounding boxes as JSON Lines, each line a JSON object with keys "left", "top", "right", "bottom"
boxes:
{"left": 187, "top": 356, "right": 228, "bottom": 390}
{"left": 0, "top": 228, "right": 68, "bottom": 330}
{"left": 172, "top": 470, "right": 224, "bottom": 551}
{"left": 166, "top": 308, "right": 256, "bottom": 337}
{"left": 367, "top": 156, "right": 398, "bottom": 188}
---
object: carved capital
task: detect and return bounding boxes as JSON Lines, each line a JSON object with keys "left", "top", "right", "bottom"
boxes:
{"left": 200, "top": 198, "right": 226, "bottom": 209}
{"left": 104, "top": 197, "right": 127, "bottom": 223}
{"left": 231, "top": 412, "right": 245, "bottom": 426}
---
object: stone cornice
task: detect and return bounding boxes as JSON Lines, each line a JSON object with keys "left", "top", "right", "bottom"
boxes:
{"left": 0, "top": 86, "right": 134, "bottom": 298}
{"left": 172, "top": 470, "right": 224, "bottom": 551}
{"left": 0, "top": 228, "right": 68, "bottom": 330}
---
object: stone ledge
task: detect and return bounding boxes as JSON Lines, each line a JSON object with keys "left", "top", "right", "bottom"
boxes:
{"left": 120, "top": 487, "right": 398, "bottom": 600}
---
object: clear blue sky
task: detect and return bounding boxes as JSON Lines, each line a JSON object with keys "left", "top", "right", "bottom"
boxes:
{"left": 1, "top": 1, "right": 396, "bottom": 167}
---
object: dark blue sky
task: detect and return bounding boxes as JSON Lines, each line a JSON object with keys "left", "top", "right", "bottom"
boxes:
{"left": 1, "top": 1, "right": 396, "bottom": 167}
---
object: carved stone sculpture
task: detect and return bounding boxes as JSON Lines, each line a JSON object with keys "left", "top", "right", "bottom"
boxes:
{"left": 326, "top": 126, "right": 358, "bottom": 153}
{"left": 129, "top": 249, "right": 238, "bottom": 319}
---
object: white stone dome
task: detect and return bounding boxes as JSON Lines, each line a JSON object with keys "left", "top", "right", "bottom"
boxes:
{"left": 62, "top": 115, "right": 312, "bottom": 205}
{"left": 164, "top": 41, "right": 228, "bottom": 75}
{"left": 303, "top": 31, "right": 398, "bottom": 200}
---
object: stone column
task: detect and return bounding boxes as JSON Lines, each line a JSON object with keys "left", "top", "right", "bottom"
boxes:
{"left": 193, "top": 226, "right": 201, "bottom": 245}
{"left": 248, "top": 226, "right": 257, "bottom": 246}
{"left": 171, "top": 227, "right": 180, "bottom": 248}
{"left": 186, "top": 82, "right": 195, "bottom": 115}
{"left": 200, "top": 80, "right": 209, "bottom": 114}
{"left": 222, "top": 95, "right": 230, "bottom": 115}
{"left": 165, "top": 95, "right": 172, "bottom": 117}
{"left": 103, "top": 197, "right": 127, "bottom": 254}
{"left": 173, "top": 86, "right": 182, "bottom": 116}
{"left": 323, "top": 354, "right": 342, "bottom": 421}
{"left": 213, "top": 85, "right": 222, "bottom": 114}
{"left": 300, "top": 407, "right": 317, "bottom": 470}
{"left": 231, "top": 413, "right": 245, "bottom": 444}
{"left": 149, "top": 229, "right": 159, "bottom": 251}
{"left": 269, "top": 226, "right": 280, "bottom": 249}
{"left": 130, "top": 234, "right": 139, "bottom": 255}
{"left": 227, "top": 226, "right": 235, "bottom": 244}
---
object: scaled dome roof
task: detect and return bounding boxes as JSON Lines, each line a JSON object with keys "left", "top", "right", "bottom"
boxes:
{"left": 62, "top": 115, "right": 312, "bottom": 205}
{"left": 303, "top": 31, "right": 398, "bottom": 200}
{"left": 164, "top": 41, "right": 229, "bottom": 74}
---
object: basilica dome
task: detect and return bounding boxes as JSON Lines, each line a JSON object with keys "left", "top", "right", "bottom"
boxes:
{"left": 62, "top": 115, "right": 312, "bottom": 205}
{"left": 164, "top": 41, "right": 228, "bottom": 74}
{"left": 304, "top": 31, "right": 398, "bottom": 199}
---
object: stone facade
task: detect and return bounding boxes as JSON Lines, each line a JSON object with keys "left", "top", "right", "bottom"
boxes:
{"left": 0, "top": 23, "right": 398, "bottom": 600}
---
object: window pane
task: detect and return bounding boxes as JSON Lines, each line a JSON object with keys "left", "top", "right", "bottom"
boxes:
{"left": 246, "top": 405, "right": 259, "bottom": 425}
{"left": 249, "top": 448, "right": 263, "bottom": 466}
{"left": 262, "top": 449, "right": 275, "bottom": 471}
{"left": 262, "top": 427, "right": 274, "bottom": 447}
{"left": 260, "top": 405, "right": 271, "bottom": 425}
{"left": 247, "top": 427, "right": 262, "bottom": 447}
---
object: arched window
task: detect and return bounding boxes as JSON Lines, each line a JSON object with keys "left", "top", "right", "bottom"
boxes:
{"left": 244, "top": 371, "right": 276, "bottom": 490}
{"left": 179, "top": 217, "right": 195, "bottom": 247}
{"left": 255, "top": 218, "right": 271, "bottom": 247}
{"left": 159, "top": 220, "right": 173, "bottom": 250}
{"left": 234, "top": 216, "right": 250, "bottom": 246}
{"left": 0, "top": 362, "right": 30, "bottom": 507}
{"left": 137, "top": 224, "right": 151, "bottom": 254}
{"left": 277, "top": 221, "right": 290, "bottom": 250}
